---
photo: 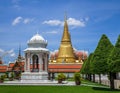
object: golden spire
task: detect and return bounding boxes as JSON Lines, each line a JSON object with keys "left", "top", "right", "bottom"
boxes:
{"left": 57, "top": 15, "right": 75, "bottom": 63}
{"left": 61, "top": 14, "right": 71, "bottom": 42}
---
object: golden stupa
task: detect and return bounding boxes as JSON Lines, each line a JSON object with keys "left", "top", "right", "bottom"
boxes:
{"left": 57, "top": 16, "right": 75, "bottom": 63}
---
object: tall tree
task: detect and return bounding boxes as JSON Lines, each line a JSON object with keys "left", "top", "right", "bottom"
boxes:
{"left": 81, "top": 53, "right": 93, "bottom": 81}
{"left": 108, "top": 35, "right": 120, "bottom": 89}
{"left": 91, "top": 34, "right": 113, "bottom": 84}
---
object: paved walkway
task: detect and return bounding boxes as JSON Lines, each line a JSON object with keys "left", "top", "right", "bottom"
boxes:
{"left": 0, "top": 80, "right": 109, "bottom": 88}
{"left": 0, "top": 80, "right": 74, "bottom": 86}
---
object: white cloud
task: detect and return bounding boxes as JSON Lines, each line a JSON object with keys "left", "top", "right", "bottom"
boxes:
{"left": 43, "top": 17, "right": 87, "bottom": 28}
{"left": 12, "top": 16, "right": 34, "bottom": 26}
{"left": 0, "top": 48, "right": 16, "bottom": 58}
{"left": 67, "top": 18, "right": 85, "bottom": 27}
{"left": 13, "top": 5, "right": 20, "bottom": 10}
{"left": 12, "top": 0, "right": 20, "bottom": 4}
{"left": 0, "top": 49, "right": 4, "bottom": 53}
{"left": 12, "top": 0, "right": 21, "bottom": 10}
{"left": 7, "top": 49, "right": 14, "bottom": 54}
{"left": 12, "top": 16, "right": 23, "bottom": 26}
{"left": 10, "top": 53, "right": 16, "bottom": 57}
{"left": 23, "top": 18, "right": 34, "bottom": 24}
{"left": 43, "top": 20, "right": 63, "bottom": 26}
{"left": 85, "top": 17, "right": 89, "bottom": 21}
{"left": 45, "top": 31, "right": 58, "bottom": 34}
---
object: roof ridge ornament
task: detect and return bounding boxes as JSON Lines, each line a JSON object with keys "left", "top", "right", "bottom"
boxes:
{"left": 37, "top": 31, "right": 39, "bottom": 35}
{"left": 64, "top": 11, "right": 67, "bottom": 21}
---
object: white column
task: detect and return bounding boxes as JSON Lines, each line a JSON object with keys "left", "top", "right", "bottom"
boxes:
{"left": 47, "top": 54, "right": 49, "bottom": 71}
{"left": 45, "top": 53, "right": 48, "bottom": 72}
{"left": 39, "top": 53, "right": 43, "bottom": 72}
{"left": 24, "top": 53, "right": 27, "bottom": 72}
{"left": 26, "top": 54, "right": 29, "bottom": 72}
{"left": 28, "top": 57, "right": 30, "bottom": 72}
{"left": 27, "top": 52, "right": 30, "bottom": 72}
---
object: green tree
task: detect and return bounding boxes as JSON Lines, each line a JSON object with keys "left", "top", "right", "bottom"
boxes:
{"left": 108, "top": 35, "right": 120, "bottom": 89}
{"left": 91, "top": 34, "right": 113, "bottom": 84}
{"left": 81, "top": 53, "right": 93, "bottom": 81}
{"left": 74, "top": 72, "right": 81, "bottom": 85}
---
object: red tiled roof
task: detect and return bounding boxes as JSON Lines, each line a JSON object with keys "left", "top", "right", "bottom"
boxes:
{"left": 48, "top": 64, "right": 82, "bottom": 69}
{"left": 20, "top": 62, "right": 25, "bottom": 65}
{"left": 9, "top": 63, "right": 15, "bottom": 67}
{"left": 48, "top": 64, "right": 82, "bottom": 73}
{"left": 0, "top": 65, "right": 8, "bottom": 72}
{"left": 0, "top": 61, "right": 83, "bottom": 73}
{"left": 49, "top": 69, "right": 80, "bottom": 73}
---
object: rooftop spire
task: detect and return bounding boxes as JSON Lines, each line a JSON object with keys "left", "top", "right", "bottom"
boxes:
{"left": 18, "top": 44, "right": 21, "bottom": 57}
{"left": 62, "top": 14, "right": 70, "bottom": 42}
{"left": 57, "top": 15, "right": 75, "bottom": 63}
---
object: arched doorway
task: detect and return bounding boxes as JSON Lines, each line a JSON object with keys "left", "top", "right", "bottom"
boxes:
{"left": 32, "top": 55, "right": 39, "bottom": 72}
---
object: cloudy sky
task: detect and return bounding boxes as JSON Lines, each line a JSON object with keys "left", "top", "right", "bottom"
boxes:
{"left": 0, "top": 0, "right": 120, "bottom": 63}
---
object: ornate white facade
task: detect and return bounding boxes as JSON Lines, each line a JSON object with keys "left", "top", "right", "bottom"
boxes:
{"left": 21, "top": 33, "right": 49, "bottom": 82}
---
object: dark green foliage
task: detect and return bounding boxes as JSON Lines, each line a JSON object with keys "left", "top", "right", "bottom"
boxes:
{"left": 57, "top": 73, "right": 66, "bottom": 84}
{"left": 81, "top": 53, "right": 93, "bottom": 74}
{"left": 0, "top": 75, "right": 5, "bottom": 81}
{"left": 5, "top": 72, "right": 9, "bottom": 78}
{"left": 108, "top": 35, "right": 120, "bottom": 72}
{"left": 74, "top": 72, "right": 81, "bottom": 81}
{"left": 74, "top": 72, "right": 81, "bottom": 85}
{"left": 91, "top": 34, "right": 113, "bottom": 74}
{"left": 57, "top": 73, "right": 66, "bottom": 80}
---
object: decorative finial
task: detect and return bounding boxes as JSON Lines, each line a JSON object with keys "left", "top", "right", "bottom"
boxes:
{"left": 36, "top": 30, "right": 39, "bottom": 35}
{"left": 37, "top": 31, "right": 38, "bottom": 35}
{"left": 18, "top": 44, "right": 21, "bottom": 57}
{"left": 64, "top": 11, "right": 67, "bottom": 21}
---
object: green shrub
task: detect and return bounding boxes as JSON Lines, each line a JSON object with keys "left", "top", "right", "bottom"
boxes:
{"left": 74, "top": 72, "right": 81, "bottom": 85}
{"left": 5, "top": 72, "right": 9, "bottom": 78}
{"left": 1, "top": 75, "right": 5, "bottom": 80}
{"left": 0, "top": 75, "right": 5, "bottom": 83}
{"left": 57, "top": 73, "right": 66, "bottom": 80}
{"left": 57, "top": 73, "right": 66, "bottom": 83}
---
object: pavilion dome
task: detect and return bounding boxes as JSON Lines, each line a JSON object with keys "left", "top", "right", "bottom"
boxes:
{"left": 28, "top": 33, "right": 47, "bottom": 48}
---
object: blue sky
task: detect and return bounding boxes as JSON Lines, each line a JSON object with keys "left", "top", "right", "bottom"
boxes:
{"left": 0, "top": 0, "right": 120, "bottom": 63}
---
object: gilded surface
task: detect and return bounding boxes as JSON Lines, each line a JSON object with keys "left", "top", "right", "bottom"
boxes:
{"left": 57, "top": 18, "right": 75, "bottom": 63}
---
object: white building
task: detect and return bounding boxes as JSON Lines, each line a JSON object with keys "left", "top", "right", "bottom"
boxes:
{"left": 21, "top": 33, "right": 49, "bottom": 82}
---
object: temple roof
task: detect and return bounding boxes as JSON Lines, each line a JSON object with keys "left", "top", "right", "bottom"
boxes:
{"left": 0, "top": 65, "right": 8, "bottom": 72}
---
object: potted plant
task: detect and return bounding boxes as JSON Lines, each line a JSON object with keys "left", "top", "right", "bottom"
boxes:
{"left": 61, "top": 73, "right": 66, "bottom": 81}
{"left": 74, "top": 72, "right": 81, "bottom": 85}
{"left": 57, "top": 74, "right": 63, "bottom": 83}
{"left": 0, "top": 75, "right": 5, "bottom": 83}
{"left": 57, "top": 73, "right": 66, "bottom": 83}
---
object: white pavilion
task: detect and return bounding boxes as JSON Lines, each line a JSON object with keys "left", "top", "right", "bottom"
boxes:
{"left": 21, "top": 33, "right": 49, "bottom": 82}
